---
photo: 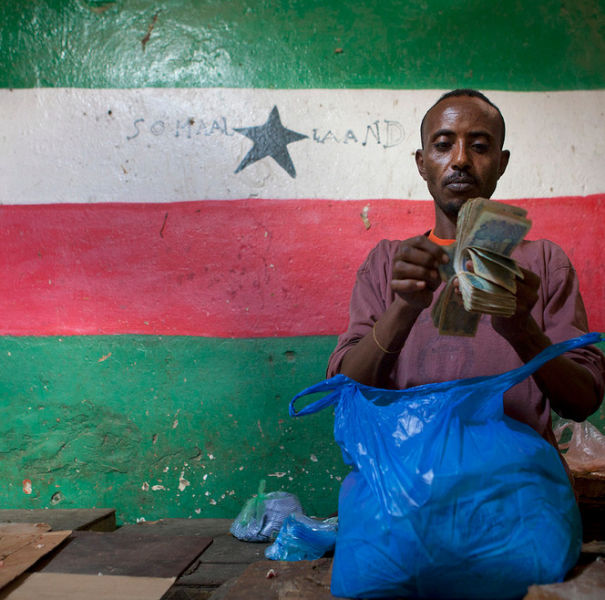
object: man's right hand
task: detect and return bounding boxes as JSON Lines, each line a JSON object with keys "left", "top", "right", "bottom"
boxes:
{"left": 340, "top": 236, "right": 449, "bottom": 386}
{"left": 391, "top": 236, "right": 449, "bottom": 310}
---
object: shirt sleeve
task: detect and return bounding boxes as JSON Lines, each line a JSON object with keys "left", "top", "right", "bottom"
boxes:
{"left": 537, "top": 241, "right": 605, "bottom": 416}
{"left": 326, "top": 240, "right": 396, "bottom": 378}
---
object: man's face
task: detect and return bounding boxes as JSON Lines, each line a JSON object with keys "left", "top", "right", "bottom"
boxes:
{"left": 415, "top": 96, "right": 510, "bottom": 221}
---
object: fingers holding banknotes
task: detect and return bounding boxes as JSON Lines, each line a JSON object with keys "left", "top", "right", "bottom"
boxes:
{"left": 391, "top": 236, "right": 449, "bottom": 310}
{"left": 492, "top": 266, "right": 540, "bottom": 338}
{"left": 453, "top": 260, "right": 540, "bottom": 327}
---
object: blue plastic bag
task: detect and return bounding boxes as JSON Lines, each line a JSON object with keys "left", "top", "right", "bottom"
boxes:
{"left": 290, "top": 332, "right": 603, "bottom": 599}
{"left": 265, "top": 514, "right": 338, "bottom": 561}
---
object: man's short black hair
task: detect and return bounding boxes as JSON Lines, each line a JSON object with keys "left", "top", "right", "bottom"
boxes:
{"left": 420, "top": 89, "right": 506, "bottom": 148}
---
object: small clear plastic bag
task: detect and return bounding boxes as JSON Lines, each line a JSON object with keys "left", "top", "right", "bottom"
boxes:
{"left": 230, "top": 480, "right": 303, "bottom": 542}
{"left": 555, "top": 419, "right": 605, "bottom": 474}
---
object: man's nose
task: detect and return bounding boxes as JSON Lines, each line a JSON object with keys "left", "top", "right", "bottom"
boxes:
{"left": 452, "top": 141, "right": 471, "bottom": 171}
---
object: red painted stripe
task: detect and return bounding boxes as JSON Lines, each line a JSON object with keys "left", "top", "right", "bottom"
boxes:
{"left": 0, "top": 196, "right": 602, "bottom": 337}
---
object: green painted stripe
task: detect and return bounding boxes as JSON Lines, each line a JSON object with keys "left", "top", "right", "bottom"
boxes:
{"left": 0, "top": 335, "right": 347, "bottom": 524}
{"left": 1, "top": 334, "right": 603, "bottom": 524}
{"left": 2, "top": 1, "right": 604, "bottom": 90}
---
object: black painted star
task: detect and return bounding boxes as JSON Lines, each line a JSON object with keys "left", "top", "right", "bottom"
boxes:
{"left": 234, "top": 106, "right": 308, "bottom": 178}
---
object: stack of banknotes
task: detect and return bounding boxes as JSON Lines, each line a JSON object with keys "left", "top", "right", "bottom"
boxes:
{"left": 432, "top": 198, "right": 532, "bottom": 336}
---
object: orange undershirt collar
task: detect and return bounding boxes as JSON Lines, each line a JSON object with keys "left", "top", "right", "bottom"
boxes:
{"left": 428, "top": 230, "right": 456, "bottom": 246}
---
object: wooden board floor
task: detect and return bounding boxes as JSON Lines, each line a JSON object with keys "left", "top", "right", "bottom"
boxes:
{"left": 1, "top": 512, "right": 603, "bottom": 599}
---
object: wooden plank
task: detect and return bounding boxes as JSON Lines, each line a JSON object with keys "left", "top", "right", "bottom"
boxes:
{"left": 0, "top": 572, "right": 175, "bottom": 600}
{"left": 582, "top": 541, "right": 605, "bottom": 555}
{"left": 0, "top": 523, "right": 51, "bottom": 535}
{"left": 524, "top": 558, "right": 605, "bottom": 599}
{"left": 0, "top": 531, "right": 71, "bottom": 590}
{"left": 178, "top": 563, "right": 253, "bottom": 588}
{"left": 116, "top": 519, "right": 269, "bottom": 563}
{"left": 114, "top": 518, "right": 232, "bottom": 539}
{"left": 161, "top": 585, "right": 215, "bottom": 600}
{"left": 116, "top": 519, "right": 269, "bottom": 587}
{"left": 205, "top": 577, "right": 241, "bottom": 600}
{"left": 190, "top": 535, "right": 268, "bottom": 566}
{"left": 212, "top": 559, "right": 345, "bottom": 600}
{"left": 0, "top": 509, "right": 116, "bottom": 532}
{"left": 176, "top": 539, "right": 269, "bottom": 587}
{"left": 573, "top": 473, "right": 605, "bottom": 500}
{"left": 35, "top": 531, "right": 212, "bottom": 578}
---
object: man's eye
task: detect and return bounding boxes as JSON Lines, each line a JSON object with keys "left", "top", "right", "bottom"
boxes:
{"left": 472, "top": 143, "right": 488, "bottom": 153}
{"left": 433, "top": 142, "right": 450, "bottom": 150}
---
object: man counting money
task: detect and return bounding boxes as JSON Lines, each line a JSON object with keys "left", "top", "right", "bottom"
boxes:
{"left": 327, "top": 89, "right": 605, "bottom": 451}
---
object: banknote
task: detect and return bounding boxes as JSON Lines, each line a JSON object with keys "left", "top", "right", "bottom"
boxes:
{"left": 454, "top": 204, "right": 531, "bottom": 259}
{"left": 466, "top": 248, "right": 517, "bottom": 293}
{"left": 433, "top": 197, "right": 532, "bottom": 336}
{"left": 457, "top": 271, "right": 517, "bottom": 315}
{"left": 467, "top": 247, "right": 523, "bottom": 277}
{"left": 431, "top": 279, "right": 480, "bottom": 337}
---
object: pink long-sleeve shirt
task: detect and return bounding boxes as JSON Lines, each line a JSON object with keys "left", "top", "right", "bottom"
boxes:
{"left": 327, "top": 238, "right": 605, "bottom": 449}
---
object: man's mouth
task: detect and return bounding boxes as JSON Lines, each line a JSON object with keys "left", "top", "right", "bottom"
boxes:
{"left": 444, "top": 175, "right": 476, "bottom": 192}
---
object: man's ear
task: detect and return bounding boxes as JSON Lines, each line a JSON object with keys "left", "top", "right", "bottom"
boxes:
{"left": 498, "top": 150, "right": 510, "bottom": 178}
{"left": 415, "top": 149, "right": 427, "bottom": 181}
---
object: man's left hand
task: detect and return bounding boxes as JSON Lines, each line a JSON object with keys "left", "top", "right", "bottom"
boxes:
{"left": 491, "top": 266, "right": 540, "bottom": 340}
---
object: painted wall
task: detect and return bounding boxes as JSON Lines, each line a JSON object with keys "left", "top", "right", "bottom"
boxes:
{"left": 1, "top": 1, "right": 604, "bottom": 524}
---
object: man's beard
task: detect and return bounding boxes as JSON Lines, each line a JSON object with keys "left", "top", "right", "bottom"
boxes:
{"left": 438, "top": 195, "right": 470, "bottom": 220}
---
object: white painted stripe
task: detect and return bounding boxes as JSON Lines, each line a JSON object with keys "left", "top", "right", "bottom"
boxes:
{"left": 1, "top": 88, "right": 603, "bottom": 204}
